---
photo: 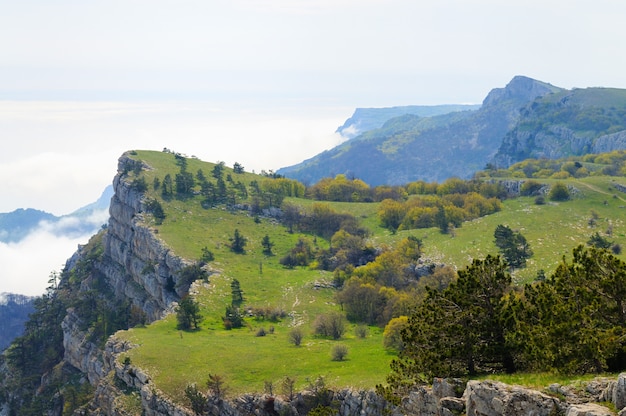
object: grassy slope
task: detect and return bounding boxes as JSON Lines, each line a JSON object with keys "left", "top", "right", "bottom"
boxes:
{"left": 116, "top": 150, "right": 626, "bottom": 404}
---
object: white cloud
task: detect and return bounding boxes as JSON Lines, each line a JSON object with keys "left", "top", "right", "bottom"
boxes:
{"left": 0, "top": 100, "right": 350, "bottom": 215}
{"left": 0, "top": 228, "right": 94, "bottom": 296}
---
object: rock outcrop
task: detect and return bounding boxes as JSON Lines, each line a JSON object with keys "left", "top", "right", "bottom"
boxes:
{"left": 60, "top": 153, "right": 202, "bottom": 404}
{"left": 103, "top": 154, "right": 190, "bottom": 322}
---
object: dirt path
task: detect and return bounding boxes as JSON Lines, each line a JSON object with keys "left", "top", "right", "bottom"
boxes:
{"left": 574, "top": 180, "right": 626, "bottom": 203}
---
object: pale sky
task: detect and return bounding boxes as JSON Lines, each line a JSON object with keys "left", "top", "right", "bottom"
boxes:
{"left": 2, "top": 0, "right": 626, "bottom": 295}
{"left": 1, "top": 0, "right": 626, "bottom": 215}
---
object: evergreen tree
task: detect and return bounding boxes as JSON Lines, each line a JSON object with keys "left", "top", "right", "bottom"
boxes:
{"left": 176, "top": 296, "right": 202, "bottom": 330}
{"left": 230, "top": 279, "right": 243, "bottom": 307}
{"left": 233, "top": 162, "right": 245, "bottom": 174}
{"left": 511, "top": 245, "right": 626, "bottom": 373}
{"left": 212, "top": 162, "right": 225, "bottom": 180}
{"left": 229, "top": 229, "right": 247, "bottom": 254}
{"left": 175, "top": 171, "right": 195, "bottom": 196}
{"left": 383, "top": 255, "right": 514, "bottom": 400}
{"left": 261, "top": 235, "right": 274, "bottom": 255}
{"left": 587, "top": 231, "right": 612, "bottom": 249}
{"left": 494, "top": 224, "right": 533, "bottom": 268}
{"left": 161, "top": 174, "right": 173, "bottom": 198}
{"left": 223, "top": 305, "right": 244, "bottom": 329}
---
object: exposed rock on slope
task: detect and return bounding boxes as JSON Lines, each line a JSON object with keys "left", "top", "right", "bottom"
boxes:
{"left": 278, "top": 76, "right": 562, "bottom": 186}
{"left": 61, "top": 154, "right": 196, "bottom": 384}
{"left": 493, "top": 87, "right": 626, "bottom": 167}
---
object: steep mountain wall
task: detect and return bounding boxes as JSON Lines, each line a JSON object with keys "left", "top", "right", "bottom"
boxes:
{"left": 61, "top": 153, "right": 191, "bottom": 388}
{"left": 103, "top": 155, "right": 186, "bottom": 321}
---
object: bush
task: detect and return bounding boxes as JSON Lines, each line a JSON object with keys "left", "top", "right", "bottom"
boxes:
{"left": 177, "top": 263, "right": 209, "bottom": 289}
{"left": 548, "top": 182, "right": 570, "bottom": 201}
{"left": 354, "top": 325, "right": 368, "bottom": 339}
{"left": 612, "top": 243, "right": 622, "bottom": 255}
{"left": 331, "top": 344, "right": 348, "bottom": 361}
{"left": 313, "top": 312, "right": 346, "bottom": 340}
{"left": 383, "top": 316, "right": 409, "bottom": 351}
{"left": 184, "top": 384, "right": 208, "bottom": 415}
{"left": 288, "top": 327, "right": 304, "bottom": 346}
{"left": 520, "top": 180, "right": 544, "bottom": 196}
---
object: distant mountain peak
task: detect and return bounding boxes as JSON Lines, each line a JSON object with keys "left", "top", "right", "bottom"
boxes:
{"left": 482, "top": 75, "right": 562, "bottom": 108}
{"left": 278, "top": 76, "right": 626, "bottom": 186}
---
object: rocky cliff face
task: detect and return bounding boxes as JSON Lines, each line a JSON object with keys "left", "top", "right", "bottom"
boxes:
{"left": 88, "top": 348, "right": 626, "bottom": 416}
{"left": 492, "top": 86, "right": 626, "bottom": 167}
{"left": 60, "top": 153, "right": 195, "bottom": 402}
{"left": 103, "top": 154, "right": 189, "bottom": 321}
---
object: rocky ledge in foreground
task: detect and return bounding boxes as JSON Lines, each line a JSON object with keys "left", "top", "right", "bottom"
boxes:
{"left": 91, "top": 344, "right": 626, "bottom": 416}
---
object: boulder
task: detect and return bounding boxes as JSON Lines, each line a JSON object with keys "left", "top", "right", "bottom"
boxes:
{"left": 465, "top": 380, "right": 560, "bottom": 416}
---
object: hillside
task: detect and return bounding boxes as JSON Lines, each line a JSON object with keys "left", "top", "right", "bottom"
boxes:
{"left": 277, "top": 76, "right": 626, "bottom": 187}
{"left": 335, "top": 104, "right": 480, "bottom": 139}
{"left": 493, "top": 87, "right": 626, "bottom": 166}
{"left": 3, "top": 149, "right": 626, "bottom": 415}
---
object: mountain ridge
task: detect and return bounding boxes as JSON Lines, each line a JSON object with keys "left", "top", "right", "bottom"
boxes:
{"left": 277, "top": 76, "right": 626, "bottom": 186}
{"left": 278, "top": 75, "right": 563, "bottom": 185}
{"left": 0, "top": 185, "right": 112, "bottom": 244}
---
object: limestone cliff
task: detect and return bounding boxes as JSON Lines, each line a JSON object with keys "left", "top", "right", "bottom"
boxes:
{"left": 61, "top": 154, "right": 194, "bottom": 382}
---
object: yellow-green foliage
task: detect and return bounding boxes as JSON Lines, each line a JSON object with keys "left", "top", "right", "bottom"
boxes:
{"left": 377, "top": 192, "right": 502, "bottom": 231}
{"left": 114, "top": 150, "right": 626, "bottom": 404}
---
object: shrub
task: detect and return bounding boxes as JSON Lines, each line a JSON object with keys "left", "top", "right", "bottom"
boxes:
{"left": 520, "top": 180, "right": 544, "bottom": 196}
{"left": 184, "top": 384, "right": 208, "bottom": 415}
{"left": 289, "top": 327, "right": 304, "bottom": 346}
{"left": 354, "top": 325, "right": 368, "bottom": 339}
{"left": 177, "top": 263, "right": 209, "bottom": 289}
{"left": 313, "top": 312, "right": 346, "bottom": 340}
{"left": 331, "top": 344, "right": 348, "bottom": 361}
{"left": 612, "top": 244, "right": 622, "bottom": 255}
{"left": 548, "top": 182, "right": 570, "bottom": 201}
{"left": 383, "top": 316, "right": 409, "bottom": 351}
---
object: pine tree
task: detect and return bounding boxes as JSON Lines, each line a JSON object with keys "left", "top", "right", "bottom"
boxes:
{"left": 261, "top": 235, "right": 274, "bottom": 255}
{"left": 229, "top": 229, "right": 247, "bottom": 254}
{"left": 176, "top": 296, "right": 202, "bottom": 330}
{"left": 382, "top": 255, "right": 514, "bottom": 399}
{"left": 230, "top": 279, "right": 243, "bottom": 307}
{"left": 494, "top": 224, "right": 533, "bottom": 268}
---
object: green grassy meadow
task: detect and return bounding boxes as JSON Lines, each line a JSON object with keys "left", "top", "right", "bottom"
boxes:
{"left": 115, "top": 150, "right": 626, "bottom": 404}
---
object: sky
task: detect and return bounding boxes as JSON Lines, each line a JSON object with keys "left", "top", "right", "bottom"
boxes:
{"left": 1, "top": 0, "right": 626, "bottom": 294}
